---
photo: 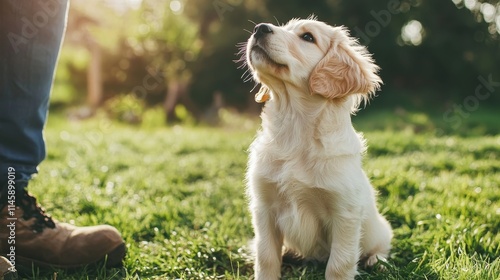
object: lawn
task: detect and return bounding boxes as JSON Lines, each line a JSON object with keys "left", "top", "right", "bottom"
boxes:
{"left": 19, "top": 108, "right": 499, "bottom": 279}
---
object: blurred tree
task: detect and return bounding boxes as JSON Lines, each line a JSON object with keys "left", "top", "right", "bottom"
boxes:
{"left": 183, "top": 0, "right": 500, "bottom": 114}
{"left": 61, "top": 0, "right": 202, "bottom": 122}
{"left": 136, "top": 0, "right": 201, "bottom": 123}
{"left": 58, "top": 0, "right": 500, "bottom": 122}
{"left": 64, "top": 0, "right": 135, "bottom": 112}
{"left": 352, "top": 0, "right": 500, "bottom": 106}
{"left": 183, "top": 0, "right": 265, "bottom": 116}
{"left": 64, "top": 4, "right": 103, "bottom": 112}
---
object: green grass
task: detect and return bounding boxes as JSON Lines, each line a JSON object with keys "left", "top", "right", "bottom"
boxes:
{"left": 18, "top": 108, "right": 499, "bottom": 279}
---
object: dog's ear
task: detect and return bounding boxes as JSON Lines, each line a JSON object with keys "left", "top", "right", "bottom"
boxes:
{"left": 309, "top": 32, "right": 382, "bottom": 100}
{"left": 255, "top": 84, "right": 270, "bottom": 103}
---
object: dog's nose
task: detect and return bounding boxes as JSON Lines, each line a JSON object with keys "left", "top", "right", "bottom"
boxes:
{"left": 253, "top": 23, "right": 273, "bottom": 39}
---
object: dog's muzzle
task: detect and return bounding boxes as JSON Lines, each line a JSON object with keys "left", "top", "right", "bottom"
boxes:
{"left": 247, "top": 23, "right": 288, "bottom": 70}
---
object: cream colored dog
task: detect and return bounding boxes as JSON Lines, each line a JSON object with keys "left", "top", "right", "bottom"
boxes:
{"left": 244, "top": 17, "right": 393, "bottom": 280}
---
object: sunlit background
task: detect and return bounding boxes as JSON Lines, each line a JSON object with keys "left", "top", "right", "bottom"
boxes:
{"left": 53, "top": 0, "right": 500, "bottom": 133}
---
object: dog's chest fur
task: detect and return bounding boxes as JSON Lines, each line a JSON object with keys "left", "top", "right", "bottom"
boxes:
{"left": 248, "top": 99, "right": 366, "bottom": 259}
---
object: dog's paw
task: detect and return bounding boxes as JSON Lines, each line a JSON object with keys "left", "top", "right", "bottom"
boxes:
{"left": 364, "top": 254, "right": 379, "bottom": 267}
{"left": 363, "top": 254, "right": 388, "bottom": 271}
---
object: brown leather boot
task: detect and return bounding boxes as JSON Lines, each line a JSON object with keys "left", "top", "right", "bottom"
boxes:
{"left": 0, "top": 190, "right": 126, "bottom": 269}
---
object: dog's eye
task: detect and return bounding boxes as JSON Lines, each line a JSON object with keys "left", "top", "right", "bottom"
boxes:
{"left": 301, "top": 32, "right": 314, "bottom": 43}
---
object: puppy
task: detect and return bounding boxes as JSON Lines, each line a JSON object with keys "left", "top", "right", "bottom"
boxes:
{"left": 244, "top": 17, "right": 393, "bottom": 280}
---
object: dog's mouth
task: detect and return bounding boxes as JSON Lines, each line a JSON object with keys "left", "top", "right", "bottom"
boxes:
{"left": 250, "top": 45, "right": 288, "bottom": 69}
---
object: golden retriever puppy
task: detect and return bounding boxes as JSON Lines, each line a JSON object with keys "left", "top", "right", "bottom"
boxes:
{"left": 244, "top": 17, "right": 393, "bottom": 280}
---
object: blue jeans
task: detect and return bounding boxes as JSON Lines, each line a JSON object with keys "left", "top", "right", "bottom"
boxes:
{"left": 0, "top": 0, "right": 69, "bottom": 192}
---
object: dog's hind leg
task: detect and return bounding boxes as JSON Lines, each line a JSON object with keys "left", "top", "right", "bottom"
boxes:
{"left": 360, "top": 204, "right": 393, "bottom": 267}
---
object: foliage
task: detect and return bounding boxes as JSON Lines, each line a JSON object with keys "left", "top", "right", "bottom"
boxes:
{"left": 19, "top": 110, "right": 500, "bottom": 279}
{"left": 135, "top": 0, "right": 201, "bottom": 80}
{"left": 54, "top": 0, "right": 500, "bottom": 119}
{"left": 185, "top": 0, "right": 500, "bottom": 111}
{"left": 104, "top": 94, "right": 146, "bottom": 124}
{"left": 59, "top": 0, "right": 201, "bottom": 109}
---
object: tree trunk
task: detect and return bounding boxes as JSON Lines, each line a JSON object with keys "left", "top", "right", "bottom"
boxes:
{"left": 87, "top": 37, "right": 102, "bottom": 109}
{"left": 164, "top": 81, "right": 182, "bottom": 124}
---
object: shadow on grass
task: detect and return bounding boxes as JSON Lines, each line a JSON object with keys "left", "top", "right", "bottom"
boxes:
{"left": 15, "top": 261, "right": 127, "bottom": 280}
{"left": 276, "top": 253, "right": 440, "bottom": 280}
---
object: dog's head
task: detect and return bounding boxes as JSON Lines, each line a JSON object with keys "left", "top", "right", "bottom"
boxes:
{"left": 245, "top": 17, "right": 382, "bottom": 105}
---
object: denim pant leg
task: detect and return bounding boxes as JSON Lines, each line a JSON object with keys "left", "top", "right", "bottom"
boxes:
{"left": 0, "top": 0, "right": 69, "bottom": 193}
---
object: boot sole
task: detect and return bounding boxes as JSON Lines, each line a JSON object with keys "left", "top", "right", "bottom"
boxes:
{"left": 1, "top": 270, "right": 18, "bottom": 280}
{"left": 3, "top": 242, "right": 126, "bottom": 270}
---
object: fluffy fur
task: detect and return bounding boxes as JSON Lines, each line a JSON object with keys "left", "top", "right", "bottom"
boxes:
{"left": 244, "top": 17, "right": 393, "bottom": 280}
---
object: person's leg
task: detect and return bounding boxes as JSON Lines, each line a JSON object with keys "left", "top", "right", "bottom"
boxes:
{"left": 0, "top": 0, "right": 67, "bottom": 192}
{"left": 0, "top": 0, "right": 125, "bottom": 269}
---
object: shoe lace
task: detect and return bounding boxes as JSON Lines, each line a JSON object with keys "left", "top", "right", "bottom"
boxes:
{"left": 19, "top": 192, "right": 56, "bottom": 233}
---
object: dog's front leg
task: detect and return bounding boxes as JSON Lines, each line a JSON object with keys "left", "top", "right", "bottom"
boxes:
{"left": 325, "top": 210, "right": 362, "bottom": 280}
{"left": 252, "top": 206, "right": 283, "bottom": 280}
